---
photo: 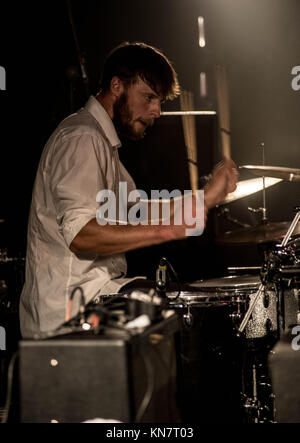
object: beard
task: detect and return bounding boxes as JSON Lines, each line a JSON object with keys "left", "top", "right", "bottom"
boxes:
{"left": 113, "top": 91, "right": 148, "bottom": 141}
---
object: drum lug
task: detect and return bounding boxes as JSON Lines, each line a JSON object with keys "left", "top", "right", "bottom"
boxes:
{"left": 183, "top": 306, "right": 193, "bottom": 328}
{"left": 265, "top": 318, "right": 273, "bottom": 334}
{"left": 229, "top": 311, "right": 243, "bottom": 326}
{"left": 263, "top": 291, "right": 270, "bottom": 308}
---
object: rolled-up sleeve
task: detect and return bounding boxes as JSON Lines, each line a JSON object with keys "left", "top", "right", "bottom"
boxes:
{"left": 49, "top": 133, "right": 107, "bottom": 247}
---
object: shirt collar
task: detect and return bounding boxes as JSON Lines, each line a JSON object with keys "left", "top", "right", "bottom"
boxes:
{"left": 84, "top": 96, "right": 121, "bottom": 148}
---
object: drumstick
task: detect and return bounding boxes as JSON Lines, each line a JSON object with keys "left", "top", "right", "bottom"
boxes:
{"left": 214, "top": 64, "right": 231, "bottom": 159}
{"left": 180, "top": 90, "right": 198, "bottom": 194}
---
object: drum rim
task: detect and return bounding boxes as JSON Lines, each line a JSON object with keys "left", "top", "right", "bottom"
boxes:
{"left": 167, "top": 287, "right": 259, "bottom": 300}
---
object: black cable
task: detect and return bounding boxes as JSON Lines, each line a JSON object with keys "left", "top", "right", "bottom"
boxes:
{"left": 160, "top": 257, "right": 182, "bottom": 301}
{"left": 134, "top": 343, "right": 155, "bottom": 423}
{"left": 67, "top": 286, "right": 86, "bottom": 325}
{"left": 69, "top": 286, "right": 85, "bottom": 304}
{"left": 50, "top": 296, "right": 136, "bottom": 338}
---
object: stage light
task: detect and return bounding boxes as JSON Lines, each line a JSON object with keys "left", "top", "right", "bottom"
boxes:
{"left": 198, "top": 16, "right": 206, "bottom": 47}
{"left": 200, "top": 72, "right": 207, "bottom": 97}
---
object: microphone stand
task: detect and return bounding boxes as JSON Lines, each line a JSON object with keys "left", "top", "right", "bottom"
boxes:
{"left": 66, "top": 0, "right": 90, "bottom": 100}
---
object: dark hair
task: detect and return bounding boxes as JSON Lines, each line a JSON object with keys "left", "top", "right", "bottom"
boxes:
{"left": 100, "top": 41, "right": 180, "bottom": 101}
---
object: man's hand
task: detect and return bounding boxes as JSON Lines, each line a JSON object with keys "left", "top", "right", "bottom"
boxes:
{"left": 204, "top": 158, "right": 238, "bottom": 209}
{"left": 166, "top": 193, "right": 208, "bottom": 240}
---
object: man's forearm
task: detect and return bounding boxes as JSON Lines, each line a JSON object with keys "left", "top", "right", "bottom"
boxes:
{"left": 69, "top": 218, "right": 182, "bottom": 256}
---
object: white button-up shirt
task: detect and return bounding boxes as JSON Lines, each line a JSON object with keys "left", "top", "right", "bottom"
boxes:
{"left": 20, "top": 96, "right": 144, "bottom": 338}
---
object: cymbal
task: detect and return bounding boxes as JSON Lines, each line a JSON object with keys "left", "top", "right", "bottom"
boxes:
{"left": 216, "top": 221, "right": 300, "bottom": 244}
{"left": 221, "top": 177, "right": 282, "bottom": 205}
{"left": 239, "top": 165, "right": 300, "bottom": 182}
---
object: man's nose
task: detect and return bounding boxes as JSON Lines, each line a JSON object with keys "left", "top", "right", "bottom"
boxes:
{"left": 150, "top": 101, "right": 161, "bottom": 118}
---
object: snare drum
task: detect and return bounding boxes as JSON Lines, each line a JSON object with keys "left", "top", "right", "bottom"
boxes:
{"left": 168, "top": 274, "right": 278, "bottom": 339}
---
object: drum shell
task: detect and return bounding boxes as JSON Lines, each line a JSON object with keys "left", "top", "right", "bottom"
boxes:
{"left": 169, "top": 301, "right": 244, "bottom": 423}
{"left": 173, "top": 274, "right": 298, "bottom": 339}
{"left": 244, "top": 286, "right": 277, "bottom": 339}
{"left": 168, "top": 279, "right": 277, "bottom": 339}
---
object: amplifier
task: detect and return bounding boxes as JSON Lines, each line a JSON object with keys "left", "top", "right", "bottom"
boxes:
{"left": 19, "top": 314, "right": 180, "bottom": 423}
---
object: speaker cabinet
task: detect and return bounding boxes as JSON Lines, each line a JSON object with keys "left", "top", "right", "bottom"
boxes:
{"left": 19, "top": 315, "right": 180, "bottom": 423}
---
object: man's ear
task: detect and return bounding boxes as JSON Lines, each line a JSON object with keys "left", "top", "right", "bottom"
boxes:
{"left": 110, "top": 76, "right": 124, "bottom": 98}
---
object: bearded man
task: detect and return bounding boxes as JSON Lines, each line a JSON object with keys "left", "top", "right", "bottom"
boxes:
{"left": 20, "top": 42, "right": 237, "bottom": 338}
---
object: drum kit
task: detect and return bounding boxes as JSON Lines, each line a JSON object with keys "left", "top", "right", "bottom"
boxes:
{"left": 86, "top": 163, "right": 300, "bottom": 423}
{"left": 3, "top": 162, "right": 298, "bottom": 423}
{"left": 165, "top": 163, "right": 300, "bottom": 423}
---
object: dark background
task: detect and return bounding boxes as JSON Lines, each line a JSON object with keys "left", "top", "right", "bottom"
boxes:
{"left": 0, "top": 0, "right": 299, "bottom": 282}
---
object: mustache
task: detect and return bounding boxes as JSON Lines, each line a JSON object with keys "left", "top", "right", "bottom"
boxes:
{"left": 139, "top": 119, "right": 154, "bottom": 127}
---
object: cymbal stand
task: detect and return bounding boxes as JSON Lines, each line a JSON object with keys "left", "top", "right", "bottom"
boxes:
{"left": 237, "top": 283, "right": 265, "bottom": 336}
{"left": 280, "top": 207, "right": 300, "bottom": 248}
{"left": 261, "top": 143, "right": 267, "bottom": 222}
{"left": 248, "top": 143, "right": 268, "bottom": 222}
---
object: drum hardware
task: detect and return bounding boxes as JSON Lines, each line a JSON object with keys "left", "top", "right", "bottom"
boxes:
{"left": 248, "top": 142, "right": 269, "bottom": 223}
{"left": 155, "top": 257, "right": 168, "bottom": 298}
{"left": 186, "top": 275, "right": 277, "bottom": 340}
{"left": 260, "top": 142, "right": 267, "bottom": 222}
{"left": 282, "top": 206, "right": 300, "bottom": 245}
{"left": 237, "top": 284, "right": 266, "bottom": 337}
{"left": 216, "top": 161, "right": 300, "bottom": 245}
{"left": 216, "top": 221, "right": 300, "bottom": 245}
{"left": 182, "top": 305, "right": 193, "bottom": 328}
{"left": 248, "top": 206, "right": 266, "bottom": 217}
{"left": 242, "top": 364, "right": 262, "bottom": 423}
{"left": 155, "top": 257, "right": 181, "bottom": 301}
{"left": 228, "top": 266, "right": 261, "bottom": 274}
{"left": 240, "top": 339, "right": 278, "bottom": 424}
{"left": 266, "top": 210, "right": 300, "bottom": 333}
{"left": 263, "top": 292, "right": 269, "bottom": 308}
{"left": 217, "top": 207, "right": 251, "bottom": 228}
{"left": 0, "top": 280, "right": 8, "bottom": 308}
{"left": 237, "top": 207, "right": 300, "bottom": 338}
{"left": 229, "top": 296, "right": 243, "bottom": 326}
